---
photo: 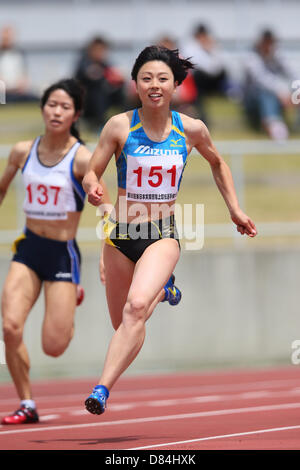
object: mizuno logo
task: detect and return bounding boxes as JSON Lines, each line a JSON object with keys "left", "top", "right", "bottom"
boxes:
{"left": 170, "top": 138, "right": 183, "bottom": 147}
{"left": 134, "top": 145, "right": 179, "bottom": 156}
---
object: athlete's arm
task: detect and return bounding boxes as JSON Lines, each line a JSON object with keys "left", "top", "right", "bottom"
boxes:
{"left": 73, "top": 144, "right": 112, "bottom": 285}
{"left": 82, "top": 113, "right": 127, "bottom": 207}
{"left": 0, "top": 141, "right": 32, "bottom": 205}
{"left": 73, "top": 145, "right": 111, "bottom": 207}
{"left": 186, "top": 118, "right": 257, "bottom": 237}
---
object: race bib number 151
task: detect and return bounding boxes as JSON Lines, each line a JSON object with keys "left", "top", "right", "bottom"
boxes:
{"left": 126, "top": 154, "right": 183, "bottom": 201}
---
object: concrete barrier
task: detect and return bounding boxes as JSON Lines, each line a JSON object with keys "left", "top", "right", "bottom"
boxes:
{"left": 0, "top": 246, "right": 300, "bottom": 381}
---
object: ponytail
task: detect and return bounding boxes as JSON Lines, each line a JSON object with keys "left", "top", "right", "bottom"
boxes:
{"left": 71, "top": 123, "right": 85, "bottom": 144}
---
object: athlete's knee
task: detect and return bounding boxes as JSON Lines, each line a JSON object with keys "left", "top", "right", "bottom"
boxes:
{"left": 2, "top": 317, "right": 23, "bottom": 348}
{"left": 123, "top": 295, "right": 148, "bottom": 325}
{"left": 42, "top": 340, "right": 69, "bottom": 358}
{"left": 42, "top": 331, "right": 72, "bottom": 357}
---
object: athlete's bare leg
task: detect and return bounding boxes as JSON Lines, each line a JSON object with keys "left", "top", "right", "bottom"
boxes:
{"left": 103, "top": 243, "right": 165, "bottom": 331}
{"left": 103, "top": 243, "right": 135, "bottom": 331}
{"left": 42, "top": 281, "right": 77, "bottom": 357}
{"left": 98, "top": 238, "right": 180, "bottom": 390}
{"left": 1, "top": 262, "right": 42, "bottom": 400}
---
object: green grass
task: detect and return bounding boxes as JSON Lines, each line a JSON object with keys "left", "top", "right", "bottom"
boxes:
{"left": 1, "top": 98, "right": 300, "bottom": 248}
{"left": 1, "top": 97, "right": 300, "bottom": 143}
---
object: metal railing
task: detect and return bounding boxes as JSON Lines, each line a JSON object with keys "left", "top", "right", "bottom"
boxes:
{"left": 0, "top": 139, "right": 300, "bottom": 246}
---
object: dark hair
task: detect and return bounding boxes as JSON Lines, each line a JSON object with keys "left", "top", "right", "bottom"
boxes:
{"left": 40, "top": 78, "right": 85, "bottom": 143}
{"left": 194, "top": 24, "right": 209, "bottom": 36}
{"left": 260, "top": 28, "right": 276, "bottom": 42}
{"left": 254, "top": 29, "right": 277, "bottom": 54}
{"left": 131, "top": 45, "right": 194, "bottom": 85}
{"left": 88, "top": 36, "right": 109, "bottom": 49}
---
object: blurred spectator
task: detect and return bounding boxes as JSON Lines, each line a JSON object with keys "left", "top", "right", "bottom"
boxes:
{"left": 157, "top": 35, "right": 199, "bottom": 117}
{"left": 0, "top": 25, "right": 38, "bottom": 103}
{"left": 180, "top": 24, "right": 231, "bottom": 124}
{"left": 74, "top": 36, "right": 125, "bottom": 130}
{"left": 242, "top": 29, "right": 298, "bottom": 141}
{"left": 157, "top": 35, "right": 177, "bottom": 51}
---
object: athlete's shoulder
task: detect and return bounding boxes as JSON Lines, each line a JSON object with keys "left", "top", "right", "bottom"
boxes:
{"left": 73, "top": 143, "right": 92, "bottom": 180}
{"left": 9, "top": 139, "right": 35, "bottom": 168}
{"left": 74, "top": 144, "right": 91, "bottom": 165}
{"left": 11, "top": 140, "right": 35, "bottom": 156}
{"left": 75, "top": 143, "right": 92, "bottom": 160}
{"left": 100, "top": 111, "right": 134, "bottom": 145}
{"left": 106, "top": 111, "right": 133, "bottom": 132}
{"left": 178, "top": 113, "right": 205, "bottom": 132}
{"left": 178, "top": 113, "right": 208, "bottom": 142}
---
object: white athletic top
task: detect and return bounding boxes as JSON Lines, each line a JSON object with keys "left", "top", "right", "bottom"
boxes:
{"left": 22, "top": 137, "right": 85, "bottom": 220}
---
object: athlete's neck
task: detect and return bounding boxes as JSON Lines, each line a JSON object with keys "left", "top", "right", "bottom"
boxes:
{"left": 138, "top": 107, "right": 172, "bottom": 140}
{"left": 41, "top": 131, "right": 75, "bottom": 153}
{"left": 38, "top": 132, "right": 77, "bottom": 166}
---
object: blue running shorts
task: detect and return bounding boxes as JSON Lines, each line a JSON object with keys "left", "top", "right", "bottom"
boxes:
{"left": 12, "top": 227, "right": 81, "bottom": 284}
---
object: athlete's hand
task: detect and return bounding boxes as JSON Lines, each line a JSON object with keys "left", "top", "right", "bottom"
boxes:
{"left": 231, "top": 208, "right": 257, "bottom": 238}
{"left": 87, "top": 183, "right": 104, "bottom": 206}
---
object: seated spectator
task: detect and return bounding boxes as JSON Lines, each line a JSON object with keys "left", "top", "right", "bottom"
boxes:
{"left": 0, "top": 25, "right": 38, "bottom": 103}
{"left": 180, "top": 24, "right": 231, "bottom": 125}
{"left": 242, "top": 29, "right": 297, "bottom": 141}
{"left": 74, "top": 36, "right": 125, "bottom": 130}
{"left": 157, "top": 35, "right": 199, "bottom": 117}
{"left": 156, "top": 35, "right": 177, "bottom": 51}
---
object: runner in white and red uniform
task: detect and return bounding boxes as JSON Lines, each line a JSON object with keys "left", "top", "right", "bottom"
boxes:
{"left": 0, "top": 78, "right": 109, "bottom": 424}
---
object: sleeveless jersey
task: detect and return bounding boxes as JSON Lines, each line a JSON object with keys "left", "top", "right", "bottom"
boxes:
{"left": 117, "top": 109, "right": 188, "bottom": 202}
{"left": 22, "top": 137, "right": 86, "bottom": 220}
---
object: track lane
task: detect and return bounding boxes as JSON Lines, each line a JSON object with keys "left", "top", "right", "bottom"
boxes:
{"left": 1, "top": 366, "right": 300, "bottom": 450}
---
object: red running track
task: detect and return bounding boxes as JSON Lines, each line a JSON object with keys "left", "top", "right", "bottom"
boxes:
{"left": 0, "top": 366, "right": 300, "bottom": 450}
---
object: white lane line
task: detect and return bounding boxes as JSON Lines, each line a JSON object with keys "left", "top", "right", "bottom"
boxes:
{"left": 1, "top": 388, "right": 300, "bottom": 418}
{"left": 240, "top": 391, "right": 270, "bottom": 399}
{"left": 1, "top": 378, "right": 300, "bottom": 406}
{"left": 149, "top": 396, "right": 222, "bottom": 407}
{"left": 128, "top": 425, "right": 300, "bottom": 450}
{"left": 72, "top": 404, "right": 136, "bottom": 416}
{"left": 40, "top": 415, "right": 59, "bottom": 422}
{"left": 68, "top": 387, "right": 300, "bottom": 414}
{"left": 0, "top": 402, "right": 300, "bottom": 437}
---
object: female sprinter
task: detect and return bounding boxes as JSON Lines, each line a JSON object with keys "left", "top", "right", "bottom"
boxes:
{"left": 82, "top": 46, "right": 257, "bottom": 415}
{"left": 0, "top": 78, "right": 109, "bottom": 424}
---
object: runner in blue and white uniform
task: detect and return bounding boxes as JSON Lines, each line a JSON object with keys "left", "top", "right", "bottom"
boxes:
{"left": 0, "top": 79, "right": 109, "bottom": 424}
{"left": 103, "top": 106, "right": 186, "bottom": 302}
{"left": 83, "top": 46, "right": 257, "bottom": 415}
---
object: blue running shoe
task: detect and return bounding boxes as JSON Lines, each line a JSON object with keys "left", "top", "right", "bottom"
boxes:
{"left": 162, "top": 274, "right": 182, "bottom": 306}
{"left": 85, "top": 385, "right": 109, "bottom": 415}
